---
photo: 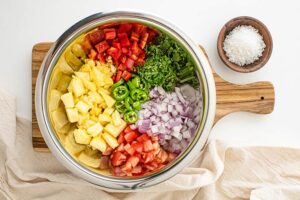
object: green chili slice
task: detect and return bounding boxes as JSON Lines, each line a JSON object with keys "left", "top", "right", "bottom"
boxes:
{"left": 124, "top": 111, "right": 138, "bottom": 123}
{"left": 112, "top": 79, "right": 124, "bottom": 89}
{"left": 112, "top": 85, "right": 129, "bottom": 101}
{"left": 127, "top": 80, "right": 136, "bottom": 91}
{"left": 131, "top": 76, "right": 141, "bottom": 88}
{"left": 132, "top": 101, "right": 141, "bottom": 110}
{"left": 115, "top": 100, "right": 127, "bottom": 113}
{"left": 124, "top": 97, "right": 133, "bottom": 111}
{"left": 136, "top": 91, "right": 148, "bottom": 103}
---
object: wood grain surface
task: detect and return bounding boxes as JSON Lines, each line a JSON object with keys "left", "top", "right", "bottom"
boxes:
{"left": 32, "top": 43, "right": 275, "bottom": 151}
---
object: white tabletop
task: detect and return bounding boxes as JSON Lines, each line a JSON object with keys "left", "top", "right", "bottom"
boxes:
{"left": 0, "top": 0, "right": 298, "bottom": 147}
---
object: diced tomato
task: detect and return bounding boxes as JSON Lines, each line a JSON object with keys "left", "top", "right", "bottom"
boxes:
{"left": 143, "top": 152, "right": 155, "bottom": 163}
{"left": 104, "top": 28, "right": 117, "bottom": 40}
{"left": 143, "top": 140, "right": 154, "bottom": 152}
{"left": 124, "top": 131, "right": 139, "bottom": 143}
{"left": 131, "top": 165, "right": 142, "bottom": 174}
{"left": 102, "top": 146, "right": 113, "bottom": 156}
{"left": 135, "top": 58, "right": 145, "bottom": 66}
{"left": 122, "top": 70, "right": 132, "bottom": 81}
{"left": 127, "top": 156, "right": 140, "bottom": 168}
{"left": 118, "top": 23, "right": 133, "bottom": 33}
{"left": 139, "top": 50, "right": 146, "bottom": 59}
{"left": 115, "top": 70, "right": 122, "bottom": 83}
{"left": 112, "top": 41, "right": 121, "bottom": 50}
{"left": 147, "top": 28, "right": 158, "bottom": 43}
{"left": 119, "top": 55, "right": 127, "bottom": 64}
{"left": 117, "top": 64, "right": 126, "bottom": 71}
{"left": 95, "top": 40, "right": 109, "bottom": 53}
{"left": 107, "top": 47, "right": 121, "bottom": 61}
{"left": 99, "top": 156, "right": 109, "bottom": 169}
{"left": 124, "top": 143, "right": 135, "bottom": 156}
{"left": 126, "top": 49, "right": 132, "bottom": 56}
{"left": 156, "top": 149, "right": 168, "bottom": 163}
{"left": 81, "top": 38, "right": 93, "bottom": 54}
{"left": 97, "top": 52, "right": 106, "bottom": 63}
{"left": 124, "top": 58, "right": 135, "bottom": 72}
{"left": 116, "top": 143, "right": 125, "bottom": 152}
{"left": 121, "top": 47, "right": 129, "bottom": 54}
{"left": 118, "top": 33, "right": 131, "bottom": 47}
{"left": 111, "top": 74, "right": 116, "bottom": 82}
{"left": 113, "top": 166, "right": 126, "bottom": 176}
{"left": 131, "top": 41, "right": 140, "bottom": 55}
{"left": 88, "top": 49, "right": 97, "bottom": 60}
{"left": 131, "top": 142, "right": 143, "bottom": 153}
{"left": 130, "top": 54, "right": 138, "bottom": 61}
{"left": 111, "top": 151, "right": 127, "bottom": 167}
{"left": 124, "top": 126, "right": 132, "bottom": 134}
{"left": 133, "top": 23, "right": 145, "bottom": 34}
{"left": 137, "top": 134, "right": 149, "bottom": 142}
{"left": 117, "top": 132, "right": 125, "bottom": 144}
{"left": 130, "top": 32, "right": 139, "bottom": 42}
{"left": 88, "top": 30, "right": 105, "bottom": 44}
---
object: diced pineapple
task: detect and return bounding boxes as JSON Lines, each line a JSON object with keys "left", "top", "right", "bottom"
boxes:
{"left": 61, "top": 92, "right": 74, "bottom": 108}
{"left": 76, "top": 101, "right": 90, "bottom": 114}
{"left": 90, "top": 136, "right": 107, "bottom": 153}
{"left": 68, "top": 76, "right": 85, "bottom": 97}
{"left": 58, "top": 56, "right": 74, "bottom": 75}
{"left": 102, "top": 132, "right": 119, "bottom": 149}
{"left": 88, "top": 91, "right": 102, "bottom": 104}
{"left": 104, "top": 120, "right": 127, "bottom": 137}
{"left": 98, "top": 87, "right": 110, "bottom": 95}
{"left": 79, "top": 63, "right": 92, "bottom": 72}
{"left": 57, "top": 75, "right": 72, "bottom": 92}
{"left": 90, "top": 115, "right": 98, "bottom": 122}
{"left": 90, "top": 107, "right": 101, "bottom": 116}
{"left": 103, "top": 107, "right": 114, "bottom": 115}
{"left": 99, "top": 91, "right": 115, "bottom": 108}
{"left": 98, "top": 113, "right": 111, "bottom": 125}
{"left": 78, "top": 152, "right": 100, "bottom": 168}
{"left": 75, "top": 72, "right": 90, "bottom": 81}
{"left": 52, "top": 107, "right": 68, "bottom": 129}
{"left": 83, "top": 80, "right": 97, "bottom": 92}
{"left": 80, "top": 95, "right": 93, "bottom": 108}
{"left": 87, "top": 122, "right": 103, "bottom": 137}
{"left": 49, "top": 89, "right": 62, "bottom": 111}
{"left": 91, "top": 67, "right": 105, "bottom": 87}
{"left": 104, "top": 76, "right": 113, "bottom": 86}
{"left": 73, "top": 129, "right": 91, "bottom": 144}
{"left": 66, "top": 108, "right": 79, "bottom": 123}
{"left": 111, "top": 110, "right": 122, "bottom": 126}
{"left": 83, "top": 119, "right": 96, "bottom": 129}
{"left": 78, "top": 113, "right": 89, "bottom": 125}
{"left": 64, "top": 131, "right": 85, "bottom": 155}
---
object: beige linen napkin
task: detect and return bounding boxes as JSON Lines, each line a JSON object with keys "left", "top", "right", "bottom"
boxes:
{"left": 0, "top": 88, "right": 300, "bottom": 200}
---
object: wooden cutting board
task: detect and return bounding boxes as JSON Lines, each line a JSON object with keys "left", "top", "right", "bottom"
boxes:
{"left": 32, "top": 43, "right": 275, "bottom": 152}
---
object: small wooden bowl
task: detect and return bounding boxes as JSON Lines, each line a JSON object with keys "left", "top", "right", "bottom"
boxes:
{"left": 217, "top": 16, "right": 273, "bottom": 73}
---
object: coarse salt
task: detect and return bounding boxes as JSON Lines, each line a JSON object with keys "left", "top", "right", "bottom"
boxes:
{"left": 223, "top": 25, "right": 266, "bottom": 66}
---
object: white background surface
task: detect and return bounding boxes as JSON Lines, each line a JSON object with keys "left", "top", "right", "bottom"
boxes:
{"left": 0, "top": 0, "right": 299, "bottom": 147}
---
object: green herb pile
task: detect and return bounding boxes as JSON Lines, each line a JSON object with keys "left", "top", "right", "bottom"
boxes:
{"left": 137, "top": 34, "right": 199, "bottom": 91}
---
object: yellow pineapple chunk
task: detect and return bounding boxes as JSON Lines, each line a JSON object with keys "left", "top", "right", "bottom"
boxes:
{"left": 78, "top": 113, "right": 89, "bottom": 125}
{"left": 103, "top": 107, "right": 114, "bottom": 115}
{"left": 112, "top": 110, "right": 122, "bottom": 126}
{"left": 83, "top": 119, "right": 96, "bottom": 129}
{"left": 68, "top": 76, "right": 85, "bottom": 97}
{"left": 73, "top": 129, "right": 91, "bottom": 145}
{"left": 61, "top": 92, "right": 74, "bottom": 108}
{"left": 87, "top": 91, "right": 102, "bottom": 104}
{"left": 52, "top": 107, "right": 68, "bottom": 129}
{"left": 75, "top": 72, "right": 90, "bottom": 81}
{"left": 87, "top": 122, "right": 103, "bottom": 137}
{"left": 104, "top": 120, "right": 126, "bottom": 138}
{"left": 57, "top": 74, "right": 72, "bottom": 93}
{"left": 104, "top": 75, "right": 113, "bottom": 86}
{"left": 91, "top": 67, "right": 105, "bottom": 87}
{"left": 49, "top": 89, "right": 62, "bottom": 111}
{"left": 99, "top": 91, "right": 115, "bottom": 108}
{"left": 75, "top": 100, "right": 90, "bottom": 114}
{"left": 90, "top": 136, "right": 107, "bottom": 153}
{"left": 102, "top": 132, "right": 119, "bottom": 149}
{"left": 78, "top": 152, "right": 100, "bottom": 168}
{"left": 98, "top": 113, "right": 111, "bottom": 125}
{"left": 66, "top": 108, "right": 79, "bottom": 123}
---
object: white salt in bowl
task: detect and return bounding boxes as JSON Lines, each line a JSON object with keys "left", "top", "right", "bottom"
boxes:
{"left": 217, "top": 16, "right": 273, "bottom": 73}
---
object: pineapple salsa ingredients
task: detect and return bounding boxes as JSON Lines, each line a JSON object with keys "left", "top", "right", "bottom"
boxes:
{"left": 48, "top": 22, "right": 202, "bottom": 177}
